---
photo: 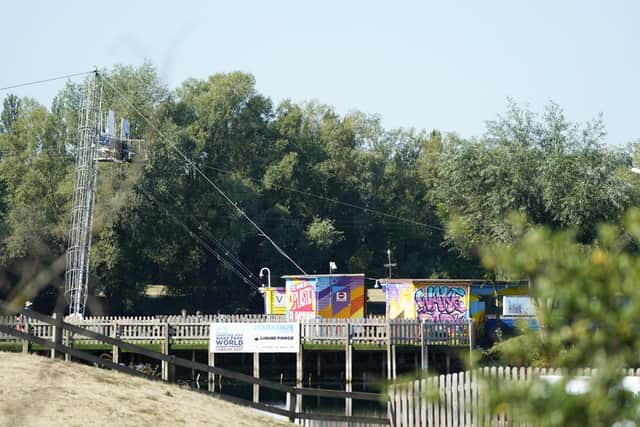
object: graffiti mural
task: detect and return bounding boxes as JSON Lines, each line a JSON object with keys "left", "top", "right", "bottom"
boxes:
{"left": 385, "top": 282, "right": 417, "bottom": 319}
{"left": 415, "top": 285, "right": 468, "bottom": 321}
{"left": 284, "top": 275, "right": 365, "bottom": 320}
{"left": 286, "top": 279, "right": 316, "bottom": 320}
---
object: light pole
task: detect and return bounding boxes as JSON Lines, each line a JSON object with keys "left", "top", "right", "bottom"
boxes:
{"left": 259, "top": 267, "right": 271, "bottom": 288}
{"left": 259, "top": 267, "right": 271, "bottom": 315}
{"left": 384, "top": 249, "right": 397, "bottom": 279}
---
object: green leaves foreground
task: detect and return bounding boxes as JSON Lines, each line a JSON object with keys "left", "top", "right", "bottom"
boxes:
{"left": 481, "top": 210, "right": 640, "bottom": 426}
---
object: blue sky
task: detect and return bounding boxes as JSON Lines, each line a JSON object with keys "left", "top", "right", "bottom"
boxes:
{"left": 2, "top": 0, "right": 638, "bottom": 146}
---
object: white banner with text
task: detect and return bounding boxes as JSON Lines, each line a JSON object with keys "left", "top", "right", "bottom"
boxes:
{"left": 209, "top": 322, "right": 299, "bottom": 353}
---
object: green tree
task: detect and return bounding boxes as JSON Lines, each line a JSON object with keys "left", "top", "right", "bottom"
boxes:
{"left": 306, "top": 217, "right": 344, "bottom": 250}
{"left": 431, "top": 101, "right": 635, "bottom": 254}
{"left": 0, "top": 94, "right": 20, "bottom": 134}
{"left": 480, "top": 211, "right": 640, "bottom": 426}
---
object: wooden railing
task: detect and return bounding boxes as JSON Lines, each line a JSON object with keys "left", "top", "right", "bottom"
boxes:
{"left": 0, "top": 301, "right": 390, "bottom": 425}
{"left": 1, "top": 314, "right": 472, "bottom": 347}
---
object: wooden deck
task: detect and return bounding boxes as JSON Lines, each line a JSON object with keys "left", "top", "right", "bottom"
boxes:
{"left": 0, "top": 314, "right": 472, "bottom": 349}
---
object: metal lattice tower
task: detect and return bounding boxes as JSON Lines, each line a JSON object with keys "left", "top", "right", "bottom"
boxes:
{"left": 64, "top": 72, "right": 101, "bottom": 318}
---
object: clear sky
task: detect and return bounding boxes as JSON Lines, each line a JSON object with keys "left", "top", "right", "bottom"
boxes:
{"left": 1, "top": 0, "right": 638, "bottom": 146}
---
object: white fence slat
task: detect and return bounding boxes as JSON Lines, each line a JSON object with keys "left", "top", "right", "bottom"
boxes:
{"left": 419, "top": 378, "right": 426, "bottom": 427}
{"left": 426, "top": 377, "right": 434, "bottom": 427}
{"left": 452, "top": 372, "right": 459, "bottom": 427}
{"left": 389, "top": 366, "right": 640, "bottom": 427}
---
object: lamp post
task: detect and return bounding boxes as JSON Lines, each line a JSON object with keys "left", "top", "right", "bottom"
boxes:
{"left": 259, "top": 267, "right": 271, "bottom": 288}
{"left": 384, "top": 249, "right": 397, "bottom": 279}
{"left": 259, "top": 267, "right": 271, "bottom": 315}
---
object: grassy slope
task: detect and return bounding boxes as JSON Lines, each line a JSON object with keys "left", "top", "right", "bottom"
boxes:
{"left": 0, "top": 351, "right": 287, "bottom": 427}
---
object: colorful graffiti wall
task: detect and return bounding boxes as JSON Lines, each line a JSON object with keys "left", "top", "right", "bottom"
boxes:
{"left": 385, "top": 282, "right": 470, "bottom": 321}
{"left": 415, "top": 285, "right": 468, "bottom": 321}
{"left": 286, "top": 278, "right": 316, "bottom": 320}
{"left": 284, "top": 275, "right": 365, "bottom": 320}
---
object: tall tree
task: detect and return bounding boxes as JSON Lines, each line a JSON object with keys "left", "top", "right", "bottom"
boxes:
{"left": 430, "top": 101, "right": 636, "bottom": 254}
{"left": 0, "top": 94, "right": 20, "bottom": 134}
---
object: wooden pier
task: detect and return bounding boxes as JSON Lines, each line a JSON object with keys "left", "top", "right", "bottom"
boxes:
{"left": 0, "top": 314, "right": 472, "bottom": 350}
{"left": 0, "top": 314, "right": 473, "bottom": 384}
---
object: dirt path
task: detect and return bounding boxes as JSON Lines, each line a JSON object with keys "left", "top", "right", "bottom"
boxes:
{"left": 0, "top": 351, "right": 288, "bottom": 427}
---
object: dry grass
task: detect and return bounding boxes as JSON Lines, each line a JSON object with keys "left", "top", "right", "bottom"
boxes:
{"left": 0, "top": 351, "right": 288, "bottom": 427}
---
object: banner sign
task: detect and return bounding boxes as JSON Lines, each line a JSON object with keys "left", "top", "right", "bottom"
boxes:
{"left": 209, "top": 322, "right": 299, "bottom": 353}
{"left": 502, "top": 296, "right": 536, "bottom": 316}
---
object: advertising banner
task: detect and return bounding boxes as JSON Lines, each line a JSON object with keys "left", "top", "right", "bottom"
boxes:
{"left": 209, "top": 322, "right": 299, "bottom": 353}
{"left": 502, "top": 296, "right": 536, "bottom": 316}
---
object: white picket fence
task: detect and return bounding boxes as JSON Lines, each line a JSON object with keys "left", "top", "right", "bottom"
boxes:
{"left": 388, "top": 366, "right": 640, "bottom": 427}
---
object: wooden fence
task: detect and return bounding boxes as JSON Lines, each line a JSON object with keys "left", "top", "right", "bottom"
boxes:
{"left": 0, "top": 314, "right": 472, "bottom": 347}
{"left": 388, "top": 366, "right": 640, "bottom": 427}
{"left": 0, "top": 301, "right": 390, "bottom": 425}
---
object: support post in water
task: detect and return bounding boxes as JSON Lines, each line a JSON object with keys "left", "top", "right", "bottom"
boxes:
{"left": 296, "top": 322, "right": 303, "bottom": 414}
{"left": 345, "top": 322, "right": 353, "bottom": 416}
{"left": 208, "top": 352, "right": 216, "bottom": 392}
{"left": 253, "top": 352, "right": 260, "bottom": 403}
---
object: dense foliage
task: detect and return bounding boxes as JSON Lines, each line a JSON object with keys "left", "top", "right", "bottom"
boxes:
{"left": 480, "top": 211, "right": 640, "bottom": 425}
{"left": 0, "top": 63, "right": 637, "bottom": 314}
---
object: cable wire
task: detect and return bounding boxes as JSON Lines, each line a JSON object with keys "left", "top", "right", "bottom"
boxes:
{"left": 0, "top": 71, "right": 94, "bottom": 93}
{"left": 100, "top": 73, "right": 308, "bottom": 275}
{"left": 80, "top": 136, "right": 263, "bottom": 290}
{"left": 145, "top": 193, "right": 262, "bottom": 290}
{"left": 157, "top": 190, "right": 261, "bottom": 284}
{"left": 200, "top": 163, "right": 445, "bottom": 232}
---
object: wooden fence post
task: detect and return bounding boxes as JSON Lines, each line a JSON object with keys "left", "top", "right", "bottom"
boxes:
{"left": 169, "top": 355, "right": 176, "bottom": 383}
{"left": 112, "top": 321, "right": 119, "bottom": 365}
{"left": 22, "top": 320, "right": 30, "bottom": 354}
{"left": 287, "top": 391, "right": 296, "bottom": 423}
{"left": 63, "top": 328, "right": 71, "bottom": 362}
{"left": 161, "top": 321, "right": 171, "bottom": 382}
{"left": 50, "top": 313, "right": 60, "bottom": 359}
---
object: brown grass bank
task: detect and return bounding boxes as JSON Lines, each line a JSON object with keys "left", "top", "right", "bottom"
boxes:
{"left": 0, "top": 351, "right": 287, "bottom": 427}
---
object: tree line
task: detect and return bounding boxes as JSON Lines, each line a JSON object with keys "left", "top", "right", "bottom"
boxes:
{"left": 1, "top": 62, "right": 637, "bottom": 314}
